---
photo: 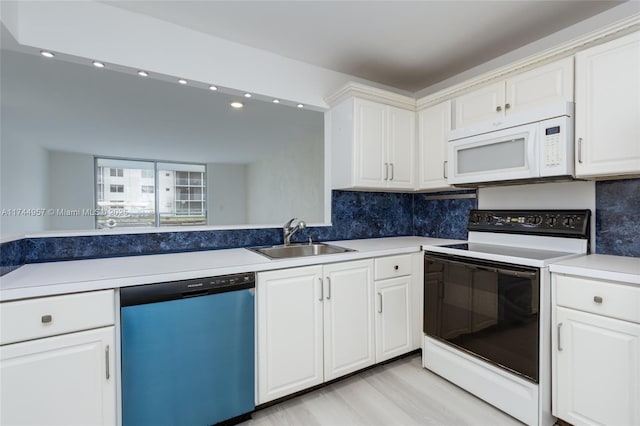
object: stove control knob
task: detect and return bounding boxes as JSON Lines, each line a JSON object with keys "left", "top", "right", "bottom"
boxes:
{"left": 527, "top": 216, "right": 542, "bottom": 225}
{"left": 471, "top": 213, "right": 482, "bottom": 224}
{"left": 485, "top": 214, "right": 492, "bottom": 224}
{"left": 563, "top": 217, "right": 575, "bottom": 228}
{"left": 547, "top": 216, "right": 558, "bottom": 227}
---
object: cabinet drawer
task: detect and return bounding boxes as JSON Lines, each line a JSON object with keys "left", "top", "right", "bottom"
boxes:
{"left": 374, "top": 254, "right": 412, "bottom": 280}
{"left": 555, "top": 275, "right": 640, "bottom": 323}
{"left": 1, "top": 290, "right": 115, "bottom": 345}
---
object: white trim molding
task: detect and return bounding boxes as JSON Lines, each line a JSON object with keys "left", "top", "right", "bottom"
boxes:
{"left": 325, "top": 82, "right": 417, "bottom": 110}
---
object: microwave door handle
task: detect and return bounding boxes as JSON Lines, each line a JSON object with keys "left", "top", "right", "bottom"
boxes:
{"left": 530, "top": 125, "right": 539, "bottom": 175}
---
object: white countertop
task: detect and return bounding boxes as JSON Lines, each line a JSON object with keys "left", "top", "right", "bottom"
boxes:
{"left": 0, "top": 237, "right": 462, "bottom": 301}
{"left": 550, "top": 254, "right": 640, "bottom": 285}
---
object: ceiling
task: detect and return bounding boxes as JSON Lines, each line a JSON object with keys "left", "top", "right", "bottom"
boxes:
{"left": 103, "top": 0, "right": 626, "bottom": 92}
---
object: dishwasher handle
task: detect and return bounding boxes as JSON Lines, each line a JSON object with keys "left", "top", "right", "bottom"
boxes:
{"left": 121, "top": 272, "right": 255, "bottom": 307}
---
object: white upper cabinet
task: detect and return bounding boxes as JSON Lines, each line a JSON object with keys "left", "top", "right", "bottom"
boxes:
{"left": 331, "top": 97, "right": 415, "bottom": 190}
{"left": 417, "top": 101, "right": 452, "bottom": 190}
{"left": 453, "top": 57, "right": 574, "bottom": 129}
{"left": 574, "top": 31, "right": 640, "bottom": 178}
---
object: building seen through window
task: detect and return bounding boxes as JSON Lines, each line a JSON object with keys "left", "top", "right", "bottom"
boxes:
{"left": 95, "top": 158, "right": 206, "bottom": 229}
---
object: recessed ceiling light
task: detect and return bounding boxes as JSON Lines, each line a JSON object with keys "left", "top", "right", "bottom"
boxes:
{"left": 244, "top": 93, "right": 252, "bottom": 98}
{"left": 272, "top": 99, "right": 280, "bottom": 104}
{"left": 137, "top": 71, "right": 149, "bottom": 77}
{"left": 209, "top": 85, "right": 218, "bottom": 91}
{"left": 40, "top": 50, "right": 55, "bottom": 59}
{"left": 230, "top": 101, "right": 244, "bottom": 109}
{"left": 297, "top": 104, "right": 304, "bottom": 108}
{"left": 178, "top": 79, "right": 188, "bottom": 85}
{"left": 92, "top": 61, "right": 105, "bottom": 68}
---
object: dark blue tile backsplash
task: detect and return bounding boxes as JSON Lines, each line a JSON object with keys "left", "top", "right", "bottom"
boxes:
{"left": 413, "top": 190, "right": 477, "bottom": 240}
{"left": 595, "top": 178, "right": 640, "bottom": 257}
{"left": 0, "top": 238, "right": 26, "bottom": 275}
{"left": 2, "top": 179, "right": 638, "bottom": 274}
{"left": 1, "top": 190, "right": 419, "bottom": 271}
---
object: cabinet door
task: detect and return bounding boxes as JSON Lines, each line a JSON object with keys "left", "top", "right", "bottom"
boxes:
{"left": 555, "top": 307, "right": 640, "bottom": 426}
{"left": 417, "top": 101, "right": 451, "bottom": 190}
{"left": 1, "top": 327, "right": 116, "bottom": 426}
{"left": 323, "top": 260, "right": 375, "bottom": 381}
{"left": 375, "top": 276, "right": 413, "bottom": 362}
{"left": 505, "top": 57, "right": 573, "bottom": 116}
{"left": 453, "top": 82, "right": 505, "bottom": 129}
{"left": 386, "top": 106, "right": 416, "bottom": 189}
{"left": 575, "top": 32, "right": 640, "bottom": 177}
{"left": 257, "top": 266, "right": 324, "bottom": 403}
{"left": 354, "top": 99, "right": 387, "bottom": 187}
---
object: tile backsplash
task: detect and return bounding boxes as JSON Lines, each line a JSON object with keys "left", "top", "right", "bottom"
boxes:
{"left": 2, "top": 179, "right": 638, "bottom": 274}
{"left": 595, "top": 178, "right": 640, "bottom": 257}
{"left": 1, "top": 190, "right": 417, "bottom": 270}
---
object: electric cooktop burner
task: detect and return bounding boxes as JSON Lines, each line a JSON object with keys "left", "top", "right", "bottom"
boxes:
{"left": 440, "top": 242, "right": 579, "bottom": 262}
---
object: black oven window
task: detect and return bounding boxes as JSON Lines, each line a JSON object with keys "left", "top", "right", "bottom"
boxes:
{"left": 424, "top": 255, "right": 540, "bottom": 383}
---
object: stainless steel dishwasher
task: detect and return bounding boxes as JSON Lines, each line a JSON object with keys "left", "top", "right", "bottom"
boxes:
{"left": 120, "top": 272, "right": 255, "bottom": 426}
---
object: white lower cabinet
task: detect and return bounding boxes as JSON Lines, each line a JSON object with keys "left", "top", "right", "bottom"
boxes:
{"left": 373, "top": 253, "right": 418, "bottom": 362}
{"left": 0, "top": 290, "right": 116, "bottom": 426}
{"left": 374, "top": 276, "right": 412, "bottom": 362}
{"left": 323, "top": 261, "right": 376, "bottom": 381}
{"left": 257, "top": 260, "right": 375, "bottom": 404}
{"left": 553, "top": 274, "right": 640, "bottom": 426}
{"left": 1, "top": 327, "right": 116, "bottom": 426}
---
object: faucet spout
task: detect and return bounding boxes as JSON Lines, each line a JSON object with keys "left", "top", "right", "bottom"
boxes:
{"left": 283, "top": 218, "right": 306, "bottom": 246}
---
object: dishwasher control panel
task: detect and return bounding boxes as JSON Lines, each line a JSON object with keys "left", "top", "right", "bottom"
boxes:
{"left": 120, "top": 272, "right": 255, "bottom": 306}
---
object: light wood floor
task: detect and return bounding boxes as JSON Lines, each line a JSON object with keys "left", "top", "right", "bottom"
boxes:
{"left": 243, "top": 354, "right": 524, "bottom": 426}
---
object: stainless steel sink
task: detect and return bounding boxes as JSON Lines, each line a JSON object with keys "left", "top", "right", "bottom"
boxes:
{"left": 248, "top": 243, "right": 354, "bottom": 259}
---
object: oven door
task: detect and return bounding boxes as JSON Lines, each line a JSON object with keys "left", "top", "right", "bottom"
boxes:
{"left": 424, "top": 253, "right": 540, "bottom": 383}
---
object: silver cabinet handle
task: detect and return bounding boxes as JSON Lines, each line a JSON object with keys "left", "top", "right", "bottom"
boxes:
{"left": 389, "top": 163, "right": 394, "bottom": 181}
{"left": 443, "top": 161, "right": 448, "bottom": 179}
{"left": 378, "top": 292, "right": 383, "bottom": 313}
{"left": 326, "top": 276, "right": 331, "bottom": 300}
{"left": 505, "top": 103, "right": 511, "bottom": 110}
{"left": 319, "top": 277, "right": 324, "bottom": 301}
{"left": 594, "top": 296, "right": 603, "bottom": 304}
{"left": 496, "top": 105, "right": 502, "bottom": 112}
{"left": 577, "top": 138, "right": 583, "bottom": 164}
{"left": 557, "top": 323, "right": 563, "bottom": 351}
{"left": 384, "top": 163, "right": 389, "bottom": 180}
{"left": 105, "top": 345, "right": 110, "bottom": 379}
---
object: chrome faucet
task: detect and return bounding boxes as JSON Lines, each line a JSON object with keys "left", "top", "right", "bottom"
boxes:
{"left": 283, "top": 218, "right": 306, "bottom": 246}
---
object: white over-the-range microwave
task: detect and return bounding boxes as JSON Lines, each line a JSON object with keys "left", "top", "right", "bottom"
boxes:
{"left": 447, "top": 102, "right": 575, "bottom": 186}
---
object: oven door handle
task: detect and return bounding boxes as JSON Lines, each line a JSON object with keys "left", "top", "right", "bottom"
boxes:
{"left": 494, "top": 268, "right": 538, "bottom": 278}
{"left": 472, "top": 265, "right": 497, "bottom": 273}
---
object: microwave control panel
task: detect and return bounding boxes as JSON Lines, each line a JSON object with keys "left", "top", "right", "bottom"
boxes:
{"left": 539, "top": 116, "right": 574, "bottom": 176}
{"left": 543, "top": 126, "right": 562, "bottom": 166}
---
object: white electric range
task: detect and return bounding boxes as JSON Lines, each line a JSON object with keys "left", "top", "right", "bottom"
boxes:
{"left": 423, "top": 209, "right": 591, "bottom": 426}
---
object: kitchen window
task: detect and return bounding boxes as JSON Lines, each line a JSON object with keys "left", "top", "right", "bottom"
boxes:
{"left": 95, "top": 158, "right": 206, "bottom": 229}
